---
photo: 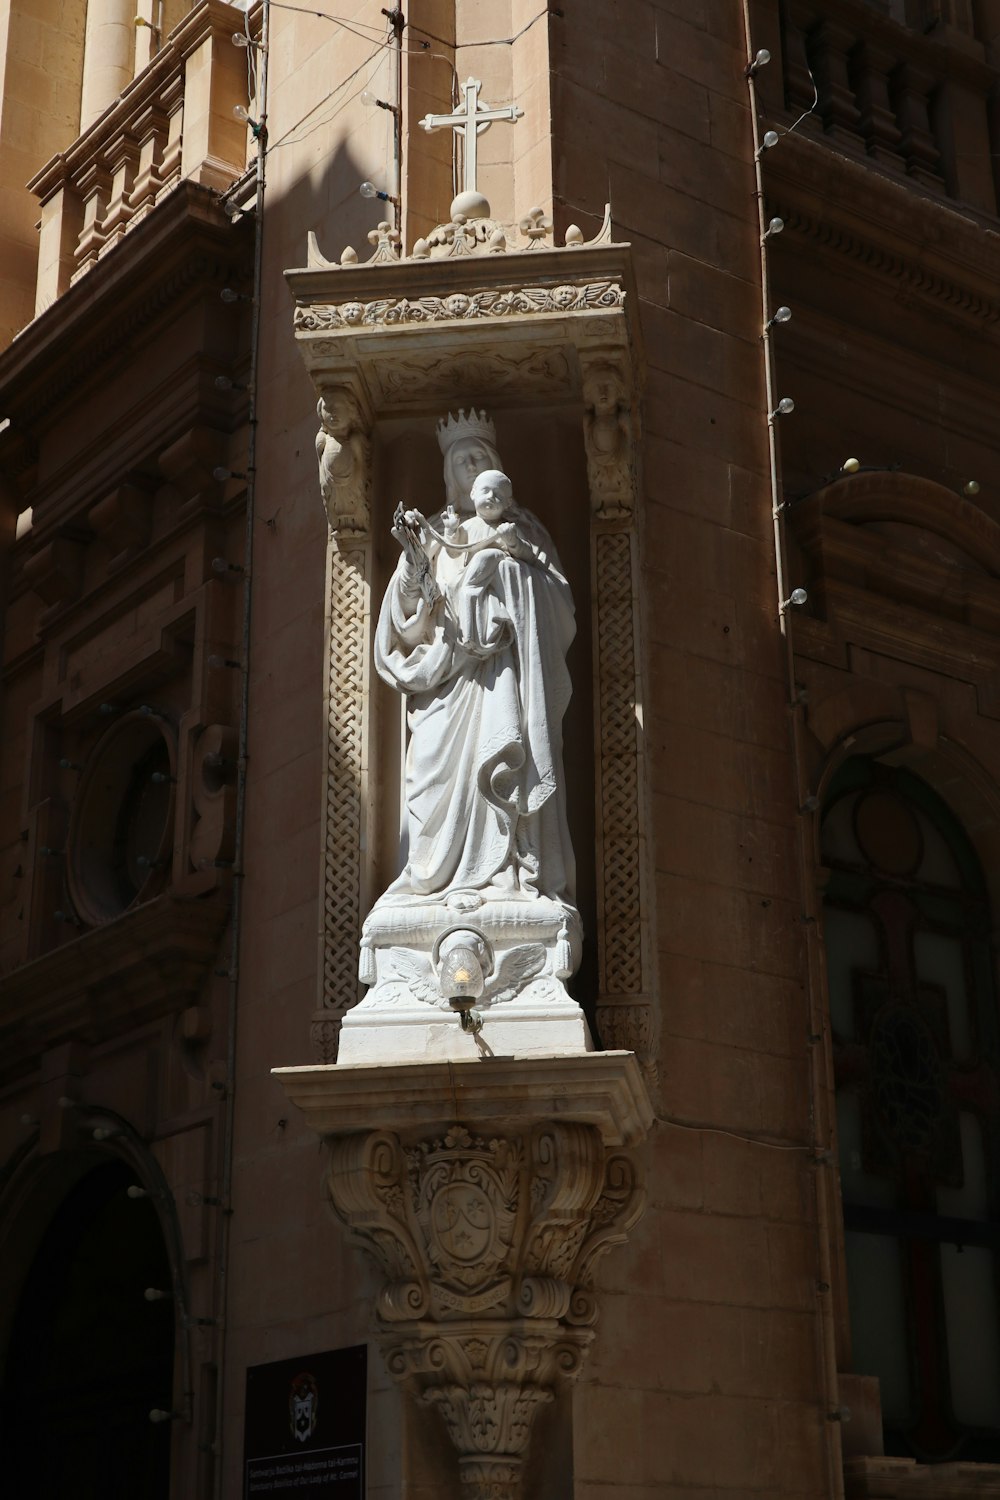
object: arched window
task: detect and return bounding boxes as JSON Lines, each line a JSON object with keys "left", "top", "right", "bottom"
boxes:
{"left": 0, "top": 1158, "right": 175, "bottom": 1498}
{"left": 822, "top": 756, "right": 1000, "bottom": 1461}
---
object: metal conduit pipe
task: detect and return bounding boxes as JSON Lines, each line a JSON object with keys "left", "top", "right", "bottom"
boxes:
{"left": 740, "top": 10, "right": 845, "bottom": 1498}
{"left": 211, "top": 1, "right": 270, "bottom": 1492}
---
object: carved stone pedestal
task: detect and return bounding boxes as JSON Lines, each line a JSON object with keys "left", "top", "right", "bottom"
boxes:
{"left": 274, "top": 1053, "right": 653, "bottom": 1499}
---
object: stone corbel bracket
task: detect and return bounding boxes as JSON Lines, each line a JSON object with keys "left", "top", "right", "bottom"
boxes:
{"left": 274, "top": 1052, "right": 653, "bottom": 1500}
{"left": 285, "top": 240, "right": 656, "bottom": 1082}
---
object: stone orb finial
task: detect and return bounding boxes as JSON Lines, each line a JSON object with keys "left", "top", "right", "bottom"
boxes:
{"left": 450, "top": 189, "right": 491, "bottom": 221}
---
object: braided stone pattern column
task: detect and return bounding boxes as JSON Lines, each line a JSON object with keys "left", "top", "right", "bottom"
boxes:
{"left": 583, "top": 350, "right": 656, "bottom": 1084}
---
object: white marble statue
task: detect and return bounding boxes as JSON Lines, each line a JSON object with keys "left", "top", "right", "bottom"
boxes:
{"left": 344, "top": 410, "right": 590, "bottom": 1061}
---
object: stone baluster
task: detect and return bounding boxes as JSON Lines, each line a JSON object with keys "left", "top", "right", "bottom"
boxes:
{"left": 34, "top": 173, "right": 84, "bottom": 311}
{"left": 129, "top": 105, "right": 168, "bottom": 225}
{"left": 181, "top": 23, "right": 248, "bottom": 191}
{"left": 100, "top": 130, "right": 139, "bottom": 252}
{"left": 851, "top": 40, "right": 904, "bottom": 166}
{"left": 72, "top": 162, "right": 111, "bottom": 282}
{"left": 808, "top": 18, "right": 863, "bottom": 144}
{"left": 159, "top": 73, "right": 185, "bottom": 198}
{"left": 924, "top": 0, "right": 975, "bottom": 34}
{"left": 891, "top": 61, "right": 944, "bottom": 187}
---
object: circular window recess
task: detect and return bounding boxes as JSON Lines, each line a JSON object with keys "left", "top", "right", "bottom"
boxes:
{"left": 67, "top": 712, "right": 177, "bottom": 925}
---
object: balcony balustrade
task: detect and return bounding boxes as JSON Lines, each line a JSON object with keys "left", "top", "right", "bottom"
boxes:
{"left": 27, "top": 1, "right": 254, "bottom": 315}
{"left": 775, "top": 0, "right": 998, "bottom": 215}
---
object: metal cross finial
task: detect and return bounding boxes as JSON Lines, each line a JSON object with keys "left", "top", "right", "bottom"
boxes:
{"left": 419, "top": 77, "right": 524, "bottom": 196}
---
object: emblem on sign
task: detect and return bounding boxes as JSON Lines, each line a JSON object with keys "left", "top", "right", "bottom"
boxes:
{"left": 288, "top": 1371, "right": 319, "bottom": 1443}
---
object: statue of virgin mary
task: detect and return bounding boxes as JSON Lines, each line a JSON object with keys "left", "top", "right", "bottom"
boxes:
{"left": 348, "top": 409, "right": 588, "bottom": 1060}
{"left": 373, "top": 409, "right": 576, "bottom": 906}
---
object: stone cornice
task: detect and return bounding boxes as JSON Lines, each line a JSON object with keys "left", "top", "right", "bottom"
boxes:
{"left": 286, "top": 240, "right": 635, "bottom": 312}
{"left": 274, "top": 1052, "right": 654, "bottom": 1149}
{"left": 286, "top": 241, "right": 642, "bottom": 416}
{"left": 0, "top": 889, "right": 230, "bottom": 1084}
{"left": 765, "top": 133, "right": 1000, "bottom": 333}
{"left": 0, "top": 183, "right": 250, "bottom": 460}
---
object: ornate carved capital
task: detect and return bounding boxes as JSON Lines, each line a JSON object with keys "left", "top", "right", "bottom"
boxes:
{"left": 326, "top": 1119, "right": 644, "bottom": 1500}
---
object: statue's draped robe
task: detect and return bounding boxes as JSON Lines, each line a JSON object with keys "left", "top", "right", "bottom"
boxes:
{"left": 375, "top": 506, "right": 576, "bottom": 904}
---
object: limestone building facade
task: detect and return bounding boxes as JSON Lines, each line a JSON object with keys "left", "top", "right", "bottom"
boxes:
{"left": 2, "top": 2, "right": 1000, "bottom": 1498}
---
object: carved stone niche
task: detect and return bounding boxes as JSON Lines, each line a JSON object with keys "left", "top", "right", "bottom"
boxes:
{"left": 285, "top": 204, "right": 657, "bottom": 1083}
{"left": 274, "top": 1053, "right": 653, "bottom": 1500}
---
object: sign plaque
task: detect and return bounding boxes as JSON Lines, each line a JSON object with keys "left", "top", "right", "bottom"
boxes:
{"left": 243, "top": 1345, "right": 366, "bottom": 1498}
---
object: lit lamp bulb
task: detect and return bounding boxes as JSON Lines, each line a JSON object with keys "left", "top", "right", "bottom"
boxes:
{"left": 841, "top": 457, "right": 861, "bottom": 474}
{"left": 964, "top": 479, "right": 981, "bottom": 496}
{"left": 437, "top": 931, "right": 488, "bottom": 1033}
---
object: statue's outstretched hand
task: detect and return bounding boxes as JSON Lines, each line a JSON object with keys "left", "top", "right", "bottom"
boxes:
{"left": 497, "top": 521, "right": 530, "bottom": 560}
{"left": 391, "top": 503, "right": 441, "bottom": 607}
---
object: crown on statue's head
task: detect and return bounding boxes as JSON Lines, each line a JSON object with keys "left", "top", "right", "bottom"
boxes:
{"left": 436, "top": 408, "right": 497, "bottom": 455}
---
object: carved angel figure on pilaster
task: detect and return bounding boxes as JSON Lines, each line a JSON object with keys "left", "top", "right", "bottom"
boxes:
{"left": 582, "top": 360, "right": 633, "bottom": 518}
{"left": 315, "top": 389, "right": 371, "bottom": 534}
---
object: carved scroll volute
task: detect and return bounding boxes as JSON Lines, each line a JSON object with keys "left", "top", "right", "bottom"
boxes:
{"left": 313, "top": 377, "right": 375, "bottom": 1062}
{"left": 581, "top": 350, "right": 636, "bottom": 521}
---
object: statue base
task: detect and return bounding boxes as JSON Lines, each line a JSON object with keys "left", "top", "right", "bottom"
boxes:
{"left": 344, "top": 891, "right": 592, "bottom": 1064}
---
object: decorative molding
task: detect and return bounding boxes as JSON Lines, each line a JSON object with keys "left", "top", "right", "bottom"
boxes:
{"left": 593, "top": 532, "right": 644, "bottom": 998}
{"left": 325, "top": 1117, "right": 645, "bottom": 1500}
{"left": 366, "top": 347, "right": 572, "bottom": 410}
{"left": 314, "top": 543, "right": 371, "bottom": 1062}
{"left": 0, "top": 890, "right": 230, "bottom": 1085}
{"left": 844, "top": 1456, "right": 1000, "bottom": 1498}
{"left": 293, "top": 281, "right": 625, "bottom": 332}
{"left": 596, "top": 1001, "right": 656, "bottom": 1084}
{"left": 765, "top": 133, "right": 1000, "bottom": 334}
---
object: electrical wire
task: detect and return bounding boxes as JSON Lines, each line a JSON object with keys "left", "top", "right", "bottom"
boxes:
{"left": 657, "top": 1115, "right": 817, "bottom": 1152}
{"left": 409, "top": 6, "right": 554, "bottom": 49}
{"left": 265, "top": 0, "right": 389, "bottom": 44}
{"left": 264, "top": 42, "right": 386, "bottom": 153}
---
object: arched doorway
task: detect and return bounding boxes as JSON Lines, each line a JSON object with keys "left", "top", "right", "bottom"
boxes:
{"left": 0, "top": 1156, "right": 175, "bottom": 1497}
